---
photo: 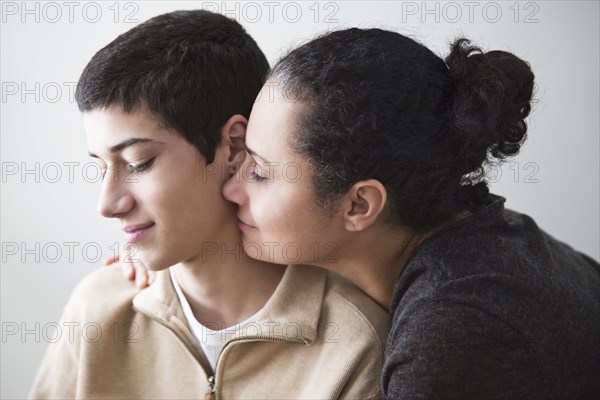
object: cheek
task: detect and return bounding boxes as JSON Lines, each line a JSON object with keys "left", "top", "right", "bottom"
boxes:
{"left": 252, "top": 184, "right": 311, "bottom": 238}
{"left": 142, "top": 167, "right": 225, "bottom": 224}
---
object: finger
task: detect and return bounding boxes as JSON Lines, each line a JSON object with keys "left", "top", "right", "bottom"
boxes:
{"left": 147, "top": 270, "right": 157, "bottom": 286}
{"left": 134, "top": 264, "right": 149, "bottom": 288}
{"left": 103, "top": 255, "right": 120, "bottom": 266}
{"left": 122, "top": 262, "right": 135, "bottom": 280}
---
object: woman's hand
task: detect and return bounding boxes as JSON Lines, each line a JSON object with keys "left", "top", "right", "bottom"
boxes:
{"left": 103, "top": 255, "right": 156, "bottom": 288}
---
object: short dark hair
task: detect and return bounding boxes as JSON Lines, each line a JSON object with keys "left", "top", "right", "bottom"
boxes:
{"left": 271, "top": 28, "right": 534, "bottom": 229}
{"left": 76, "top": 10, "right": 269, "bottom": 163}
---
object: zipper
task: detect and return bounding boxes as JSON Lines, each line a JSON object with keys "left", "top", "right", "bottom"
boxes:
{"left": 137, "top": 305, "right": 310, "bottom": 399}
{"left": 205, "top": 376, "right": 215, "bottom": 400}
{"left": 217, "top": 334, "right": 309, "bottom": 362}
{"left": 133, "top": 306, "right": 215, "bottom": 384}
{"left": 208, "top": 334, "right": 309, "bottom": 398}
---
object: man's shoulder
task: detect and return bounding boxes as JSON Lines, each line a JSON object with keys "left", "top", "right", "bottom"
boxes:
{"left": 63, "top": 265, "right": 142, "bottom": 322}
{"left": 322, "top": 270, "right": 390, "bottom": 343}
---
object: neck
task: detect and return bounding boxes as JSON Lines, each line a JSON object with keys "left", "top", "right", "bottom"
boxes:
{"left": 322, "top": 211, "right": 471, "bottom": 311}
{"left": 172, "top": 228, "right": 285, "bottom": 329}
{"left": 328, "top": 229, "right": 427, "bottom": 311}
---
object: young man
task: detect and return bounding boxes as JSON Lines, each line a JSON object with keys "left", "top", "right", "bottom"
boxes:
{"left": 30, "top": 10, "right": 389, "bottom": 399}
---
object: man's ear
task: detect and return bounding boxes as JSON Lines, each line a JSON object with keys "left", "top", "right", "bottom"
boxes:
{"left": 220, "top": 114, "right": 248, "bottom": 167}
{"left": 340, "top": 179, "right": 388, "bottom": 232}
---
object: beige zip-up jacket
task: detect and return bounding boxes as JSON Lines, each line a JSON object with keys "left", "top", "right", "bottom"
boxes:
{"left": 30, "top": 264, "right": 389, "bottom": 399}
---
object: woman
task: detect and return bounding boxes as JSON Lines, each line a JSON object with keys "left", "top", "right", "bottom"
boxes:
{"left": 221, "top": 29, "right": 600, "bottom": 398}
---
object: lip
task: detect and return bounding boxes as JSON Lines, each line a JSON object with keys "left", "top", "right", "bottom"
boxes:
{"left": 122, "top": 222, "right": 155, "bottom": 243}
{"left": 237, "top": 216, "right": 256, "bottom": 232}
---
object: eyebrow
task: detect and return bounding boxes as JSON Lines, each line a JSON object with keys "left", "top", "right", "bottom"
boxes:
{"left": 88, "top": 138, "right": 164, "bottom": 158}
{"left": 246, "top": 146, "right": 270, "bottom": 164}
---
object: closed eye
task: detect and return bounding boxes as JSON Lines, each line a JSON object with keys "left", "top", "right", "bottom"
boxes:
{"left": 248, "top": 161, "right": 268, "bottom": 183}
{"left": 249, "top": 171, "right": 268, "bottom": 182}
{"left": 128, "top": 157, "right": 156, "bottom": 175}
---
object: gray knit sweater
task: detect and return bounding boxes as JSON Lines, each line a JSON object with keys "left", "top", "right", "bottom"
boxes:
{"left": 382, "top": 194, "right": 600, "bottom": 399}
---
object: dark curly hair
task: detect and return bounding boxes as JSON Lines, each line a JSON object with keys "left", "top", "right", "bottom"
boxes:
{"left": 75, "top": 10, "right": 269, "bottom": 163}
{"left": 270, "top": 28, "right": 535, "bottom": 229}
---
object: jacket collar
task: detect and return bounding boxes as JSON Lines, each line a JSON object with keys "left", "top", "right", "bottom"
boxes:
{"left": 250, "top": 264, "right": 327, "bottom": 344}
{"left": 131, "top": 266, "right": 207, "bottom": 368}
{"left": 132, "top": 264, "right": 328, "bottom": 346}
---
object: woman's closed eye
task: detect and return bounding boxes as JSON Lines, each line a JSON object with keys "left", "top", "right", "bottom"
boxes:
{"left": 249, "top": 163, "right": 268, "bottom": 183}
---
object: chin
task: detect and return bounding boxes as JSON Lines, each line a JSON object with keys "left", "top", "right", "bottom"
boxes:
{"left": 133, "top": 252, "right": 173, "bottom": 272}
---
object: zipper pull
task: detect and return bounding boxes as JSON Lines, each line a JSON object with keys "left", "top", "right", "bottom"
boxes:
{"left": 204, "top": 375, "right": 215, "bottom": 400}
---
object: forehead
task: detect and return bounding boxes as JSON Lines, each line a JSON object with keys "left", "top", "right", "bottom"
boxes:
{"left": 246, "top": 85, "right": 304, "bottom": 162}
{"left": 84, "top": 105, "right": 159, "bottom": 135}
{"left": 83, "top": 105, "right": 169, "bottom": 150}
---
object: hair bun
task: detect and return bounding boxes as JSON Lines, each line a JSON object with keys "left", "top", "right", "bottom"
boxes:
{"left": 445, "top": 38, "right": 535, "bottom": 173}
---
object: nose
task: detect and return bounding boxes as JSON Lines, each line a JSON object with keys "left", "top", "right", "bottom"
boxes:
{"left": 97, "top": 164, "right": 136, "bottom": 218}
{"left": 222, "top": 164, "right": 248, "bottom": 206}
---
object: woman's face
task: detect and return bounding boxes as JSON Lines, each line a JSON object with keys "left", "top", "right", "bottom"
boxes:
{"left": 84, "top": 105, "right": 236, "bottom": 271}
{"left": 223, "top": 85, "right": 343, "bottom": 266}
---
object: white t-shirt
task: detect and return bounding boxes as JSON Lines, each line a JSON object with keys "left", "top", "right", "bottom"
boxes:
{"left": 169, "top": 268, "right": 261, "bottom": 371}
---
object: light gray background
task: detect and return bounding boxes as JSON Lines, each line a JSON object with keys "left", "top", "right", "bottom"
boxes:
{"left": 1, "top": 1, "right": 598, "bottom": 398}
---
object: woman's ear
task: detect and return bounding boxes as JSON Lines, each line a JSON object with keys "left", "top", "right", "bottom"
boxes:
{"left": 340, "top": 179, "right": 388, "bottom": 232}
{"left": 220, "top": 114, "right": 248, "bottom": 170}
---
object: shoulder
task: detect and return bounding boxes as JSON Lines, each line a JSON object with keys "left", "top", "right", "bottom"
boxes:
{"left": 316, "top": 270, "right": 390, "bottom": 399}
{"left": 394, "top": 196, "right": 600, "bottom": 323}
{"left": 322, "top": 270, "right": 390, "bottom": 348}
{"left": 62, "top": 265, "right": 142, "bottom": 322}
{"left": 383, "top": 296, "right": 541, "bottom": 399}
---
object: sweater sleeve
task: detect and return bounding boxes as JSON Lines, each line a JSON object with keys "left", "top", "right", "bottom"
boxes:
{"left": 382, "top": 299, "right": 546, "bottom": 400}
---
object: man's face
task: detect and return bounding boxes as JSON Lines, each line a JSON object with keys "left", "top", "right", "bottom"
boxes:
{"left": 84, "top": 105, "right": 236, "bottom": 271}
